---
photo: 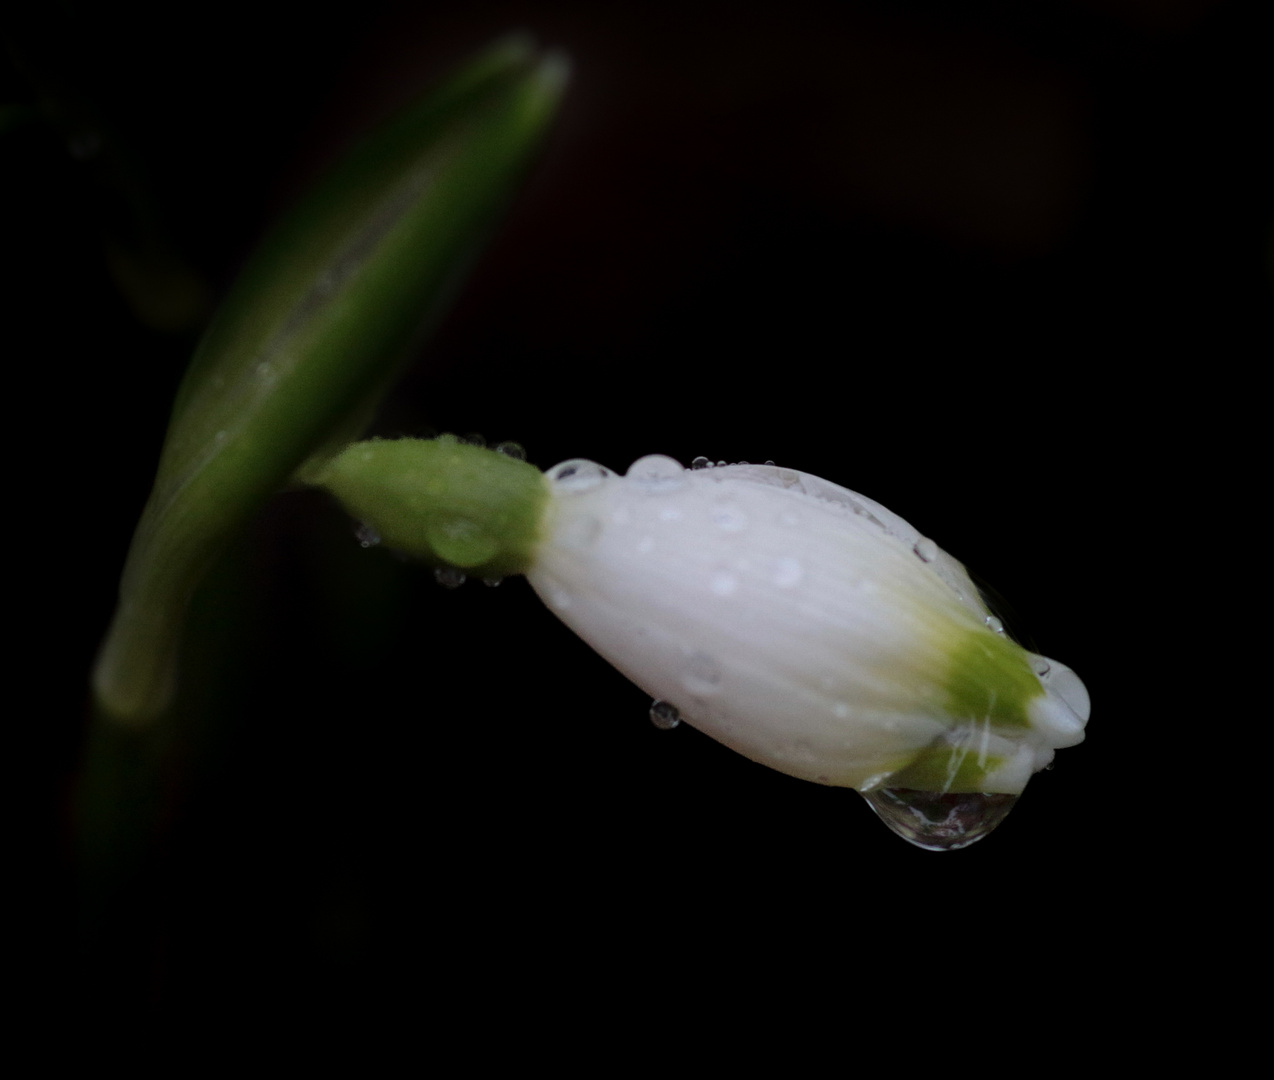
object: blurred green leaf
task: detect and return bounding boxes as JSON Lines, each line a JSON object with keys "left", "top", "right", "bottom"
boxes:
{"left": 93, "top": 36, "right": 568, "bottom": 723}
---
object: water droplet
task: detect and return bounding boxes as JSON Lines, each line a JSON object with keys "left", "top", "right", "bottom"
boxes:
{"left": 626, "top": 454, "right": 687, "bottom": 492}
{"left": 764, "top": 460, "right": 776, "bottom": 466}
{"left": 709, "top": 570, "right": 738, "bottom": 596}
{"left": 861, "top": 788, "right": 1018, "bottom": 851}
{"left": 681, "top": 653, "right": 722, "bottom": 695}
{"left": 691, "top": 456, "right": 712, "bottom": 470}
{"left": 494, "top": 441, "right": 526, "bottom": 460}
{"left": 355, "top": 523, "right": 381, "bottom": 549}
{"left": 716, "top": 460, "right": 727, "bottom": 467}
{"left": 1031, "top": 656, "right": 1052, "bottom": 678}
{"left": 482, "top": 577, "right": 504, "bottom": 588}
{"left": 434, "top": 566, "right": 466, "bottom": 589}
{"left": 460, "top": 433, "right": 486, "bottom": 448}
{"left": 913, "top": 537, "right": 938, "bottom": 563}
{"left": 649, "top": 700, "right": 681, "bottom": 730}
{"left": 985, "top": 615, "right": 1004, "bottom": 634}
{"left": 546, "top": 458, "right": 612, "bottom": 494}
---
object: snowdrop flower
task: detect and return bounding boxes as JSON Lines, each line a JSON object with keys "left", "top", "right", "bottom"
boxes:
{"left": 526, "top": 454, "right": 1088, "bottom": 804}
{"left": 320, "top": 439, "right": 1089, "bottom": 847}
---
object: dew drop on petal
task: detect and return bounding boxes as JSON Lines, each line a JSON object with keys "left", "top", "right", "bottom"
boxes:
{"left": 861, "top": 788, "right": 1018, "bottom": 850}
{"left": 649, "top": 700, "right": 682, "bottom": 730}
{"left": 985, "top": 614, "right": 1005, "bottom": 634}
{"left": 626, "top": 454, "right": 687, "bottom": 492}
{"left": 913, "top": 537, "right": 938, "bottom": 563}
{"left": 691, "top": 456, "right": 712, "bottom": 470}
{"left": 546, "top": 458, "right": 613, "bottom": 494}
{"left": 355, "top": 523, "right": 380, "bottom": 549}
{"left": 434, "top": 566, "right": 467, "bottom": 589}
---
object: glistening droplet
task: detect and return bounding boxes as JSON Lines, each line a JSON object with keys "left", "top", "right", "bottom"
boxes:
{"left": 626, "top": 454, "right": 687, "bottom": 492}
{"left": 494, "top": 441, "right": 526, "bottom": 460}
{"left": 434, "top": 566, "right": 466, "bottom": 589}
{"left": 355, "top": 523, "right": 381, "bottom": 548}
{"left": 691, "top": 456, "right": 712, "bottom": 470}
{"left": 913, "top": 537, "right": 938, "bottom": 563}
{"left": 649, "top": 700, "right": 681, "bottom": 730}
{"left": 546, "top": 459, "right": 612, "bottom": 494}
{"left": 860, "top": 788, "right": 1018, "bottom": 851}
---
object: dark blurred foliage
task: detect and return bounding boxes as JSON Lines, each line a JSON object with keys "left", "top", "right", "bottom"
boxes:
{"left": 11, "top": 0, "right": 1268, "bottom": 1029}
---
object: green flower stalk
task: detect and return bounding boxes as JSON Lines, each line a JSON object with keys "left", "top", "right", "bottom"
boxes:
{"left": 319, "top": 439, "right": 1090, "bottom": 848}
{"left": 92, "top": 38, "right": 567, "bottom": 723}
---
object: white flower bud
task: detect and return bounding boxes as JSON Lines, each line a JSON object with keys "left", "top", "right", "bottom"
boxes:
{"left": 527, "top": 455, "right": 1088, "bottom": 799}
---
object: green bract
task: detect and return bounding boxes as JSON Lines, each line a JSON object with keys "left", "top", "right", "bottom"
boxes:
{"left": 317, "top": 437, "right": 550, "bottom": 578}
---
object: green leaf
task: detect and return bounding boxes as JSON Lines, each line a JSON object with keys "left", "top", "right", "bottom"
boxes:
{"left": 93, "top": 36, "right": 568, "bottom": 724}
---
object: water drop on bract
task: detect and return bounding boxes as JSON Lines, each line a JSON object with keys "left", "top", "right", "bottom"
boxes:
{"left": 494, "top": 441, "right": 526, "bottom": 460}
{"left": 649, "top": 700, "right": 681, "bottom": 730}
{"left": 626, "top": 454, "right": 687, "bottom": 492}
{"left": 860, "top": 788, "right": 1018, "bottom": 851}
{"left": 355, "top": 523, "right": 381, "bottom": 548}
{"left": 434, "top": 566, "right": 466, "bottom": 589}
{"left": 691, "top": 456, "right": 712, "bottom": 470}
{"left": 546, "top": 458, "right": 612, "bottom": 494}
{"left": 460, "top": 432, "right": 487, "bottom": 448}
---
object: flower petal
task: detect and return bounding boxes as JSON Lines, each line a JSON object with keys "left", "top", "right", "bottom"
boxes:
{"left": 527, "top": 455, "right": 1087, "bottom": 795}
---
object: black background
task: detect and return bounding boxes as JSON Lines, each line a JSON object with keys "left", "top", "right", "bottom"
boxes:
{"left": 13, "top": 0, "right": 1267, "bottom": 1030}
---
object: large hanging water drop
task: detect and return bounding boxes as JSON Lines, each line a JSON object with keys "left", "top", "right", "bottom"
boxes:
{"left": 860, "top": 788, "right": 1018, "bottom": 851}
